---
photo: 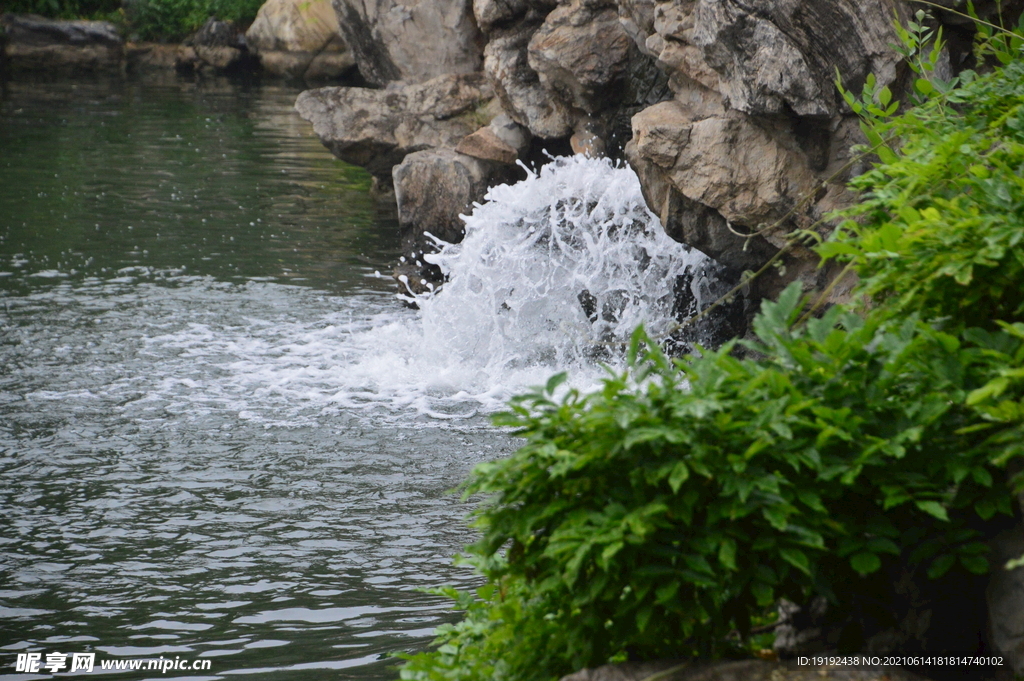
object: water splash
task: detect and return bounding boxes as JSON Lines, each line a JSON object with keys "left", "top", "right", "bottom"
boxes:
{"left": 0, "top": 157, "right": 726, "bottom": 424}
{"left": 411, "top": 155, "right": 715, "bottom": 380}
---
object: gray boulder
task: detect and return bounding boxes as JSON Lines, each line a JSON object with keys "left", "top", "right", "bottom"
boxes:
{"left": 295, "top": 72, "right": 495, "bottom": 182}
{"left": 245, "top": 0, "right": 354, "bottom": 80}
{"left": 527, "top": 0, "right": 635, "bottom": 115}
{"left": 331, "top": 0, "right": 483, "bottom": 85}
{"left": 1, "top": 14, "right": 123, "bottom": 75}
{"left": 484, "top": 20, "right": 576, "bottom": 139}
{"left": 394, "top": 148, "right": 519, "bottom": 244}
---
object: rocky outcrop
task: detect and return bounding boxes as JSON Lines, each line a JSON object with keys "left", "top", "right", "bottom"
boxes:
{"left": 245, "top": 0, "right": 354, "bottom": 80}
{"left": 618, "top": 0, "right": 905, "bottom": 303}
{"left": 295, "top": 72, "right": 496, "bottom": 181}
{"left": 560, "top": 660, "right": 931, "bottom": 681}
{"left": 689, "top": 1, "right": 901, "bottom": 118}
{"left": 297, "top": 0, "right": 1022, "bottom": 297}
{"left": 102, "top": 17, "right": 259, "bottom": 76}
{"left": 330, "top": 0, "right": 483, "bottom": 86}
{"left": 479, "top": 0, "right": 663, "bottom": 146}
{"left": 1, "top": 14, "right": 124, "bottom": 75}
{"left": 291, "top": 0, "right": 1024, "bottom": 663}
{"left": 484, "top": 21, "right": 576, "bottom": 139}
{"left": 392, "top": 147, "right": 521, "bottom": 294}
{"left": 455, "top": 113, "right": 531, "bottom": 161}
{"left": 295, "top": 69, "right": 527, "bottom": 295}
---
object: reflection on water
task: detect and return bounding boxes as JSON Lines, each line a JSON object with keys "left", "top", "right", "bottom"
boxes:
{"left": 0, "top": 75, "right": 393, "bottom": 292}
{"left": 0, "top": 76, "right": 506, "bottom": 679}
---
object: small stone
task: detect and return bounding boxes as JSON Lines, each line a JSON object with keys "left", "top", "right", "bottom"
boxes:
{"left": 1, "top": 14, "right": 123, "bottom": 75}
{"left": 569, "top": 129, "right": 604, "bottom": 158}
{"left": 456, "top": 127, "right": 519, "bottom": 165}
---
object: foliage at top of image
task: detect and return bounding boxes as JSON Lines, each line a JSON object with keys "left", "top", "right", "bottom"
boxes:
{"left": 0, "top": 0, "right": 263, "bottom": 41}
{"left": 123, "top": 0, "right": 263, "bottom": 41}
{"left": 0, "top": 0, "right": 120, "bottom": 21}
{"left": 399, "top": 10, "right": 1024, "bottom": 681}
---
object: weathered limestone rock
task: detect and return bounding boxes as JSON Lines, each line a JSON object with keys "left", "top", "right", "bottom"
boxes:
{"left": 473, "top": 0, "right": 535, "bottom": 33}
{"left": 391, "top": 148, "right": 520, "bottom": 294}
{"left": 456, "top": 126, "right": 519, "bottom": 164}
{"left": 561, "top": 660, "right": 931, "bottom": 681}
{"left": 331, "top": 0, "right": 483, "bottom": 85}
{"left": 247, "top": 0, "right": 338, "bottom": 52}
{"left": 488, "top": 112, "right": 532, "bottom": 157}
{"left": 629, "top": 100, "right": 818, "bottom": 245}
{"left": 193, "top": 45, "right": 244, "bottom": 70}
{"left": 618, "top": 0, "right": 915, "bottom": 295}
{"left": 246, "top": 0, "right": 354, "bottom": 80}
{"left": 691, "top": 0, "right": 903, "bottom": 117}
{"left": 303, "top": 45, "right": 354, "bottom": 80}
{"left": 527, "top": 0, "right": 635, "bottom": 114}
{"left": 125, "top": 42, "right": 181, "bottom": 71}
{"left": 479, "top": 0, "right": 663, "bottom": 145}
{"left": 189, "top": 17, "right": 240, "bottom": 48}
{"left": 295, "top": 72, "right": 494, "bottom": 181}
{"left": 178, "top": 18, "right": 255, "bottom": 72}
{"left": 0, "top": 14, "right": 123, "bottom": 75}
{"left": 394, "top": 148, "right": 517, "bottom": 244}
{"left": 485, "top": 22, "right": 576, "bottom": 139}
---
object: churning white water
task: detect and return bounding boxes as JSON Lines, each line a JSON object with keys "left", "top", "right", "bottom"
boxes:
{"left": 416, "top": 156, "right": 709, "bottom": 368}
{"left": 356, "top": 155, "right": 716, "bottom": 416}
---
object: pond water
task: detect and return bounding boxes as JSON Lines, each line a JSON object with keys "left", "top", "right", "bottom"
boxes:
{"left": 0, "top": 76, "right": 512, "bottom": 679}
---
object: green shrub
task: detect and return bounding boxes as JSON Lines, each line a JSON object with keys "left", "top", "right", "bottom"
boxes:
{"left": 402, "top": 303, "right": 1021, "bottom": 681}
{"left": 123, "top": 0, "right": 262, "bottom": 41}
{"left": 826, "top": 54, "right": 1024, "bottom": 330}
{"left": 401, "top": 20, "right": 1024, "bottom": 681}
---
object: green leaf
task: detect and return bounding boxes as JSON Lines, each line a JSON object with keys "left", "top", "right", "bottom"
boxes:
{"left": 960, "top": 554, "right": 989, "bottom": 575}
{"left": 718, "top": 539, "right": 738, "bottom": 571}
{"left": 967, "top": 377, "right": 1010, "bottom": 405}
{"left": 851, "top": 552, "right": 882, "bottom": 575}
{"left": 544, "top": 372, "right": 568, "bottom": 396}
{"left": 927, "top": 554, "right": 956, "bottom": 579}
{"left": 915, "top": 500, "right": 949, "bottom": 521}
{"left": 878, "top": 85, "right": 892, "bottom": 107}
{"left": 636, "top": 605, "right": 654, "bottom": 633}
{"left": 751, "top": 582, "right": 775, "bottom": 607}
{"left": 655, "top": 581, "right": 680, "bottom": 604}
{"left": 668, "top": 461, "right": 690, "bottom": 493}
{"left": 975, "top": 498, "right": 997, "bottom": 520}
{"left": 779, "top": 548, "right": 811, "bottom": 576}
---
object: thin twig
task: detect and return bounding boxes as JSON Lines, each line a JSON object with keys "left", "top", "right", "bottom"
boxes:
{"left": 793, "top": 262, "right": 856, "bottom": 328}
{"left": 908, "top": 0, "right": 1018, "bottom": 37}
{"left": 636, "top": 661, "right": 693, "bottom": 681}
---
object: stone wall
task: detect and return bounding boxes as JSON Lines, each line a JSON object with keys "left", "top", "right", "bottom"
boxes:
{"left": 298, "top": 0, "right": 1021, "bottom": 305}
